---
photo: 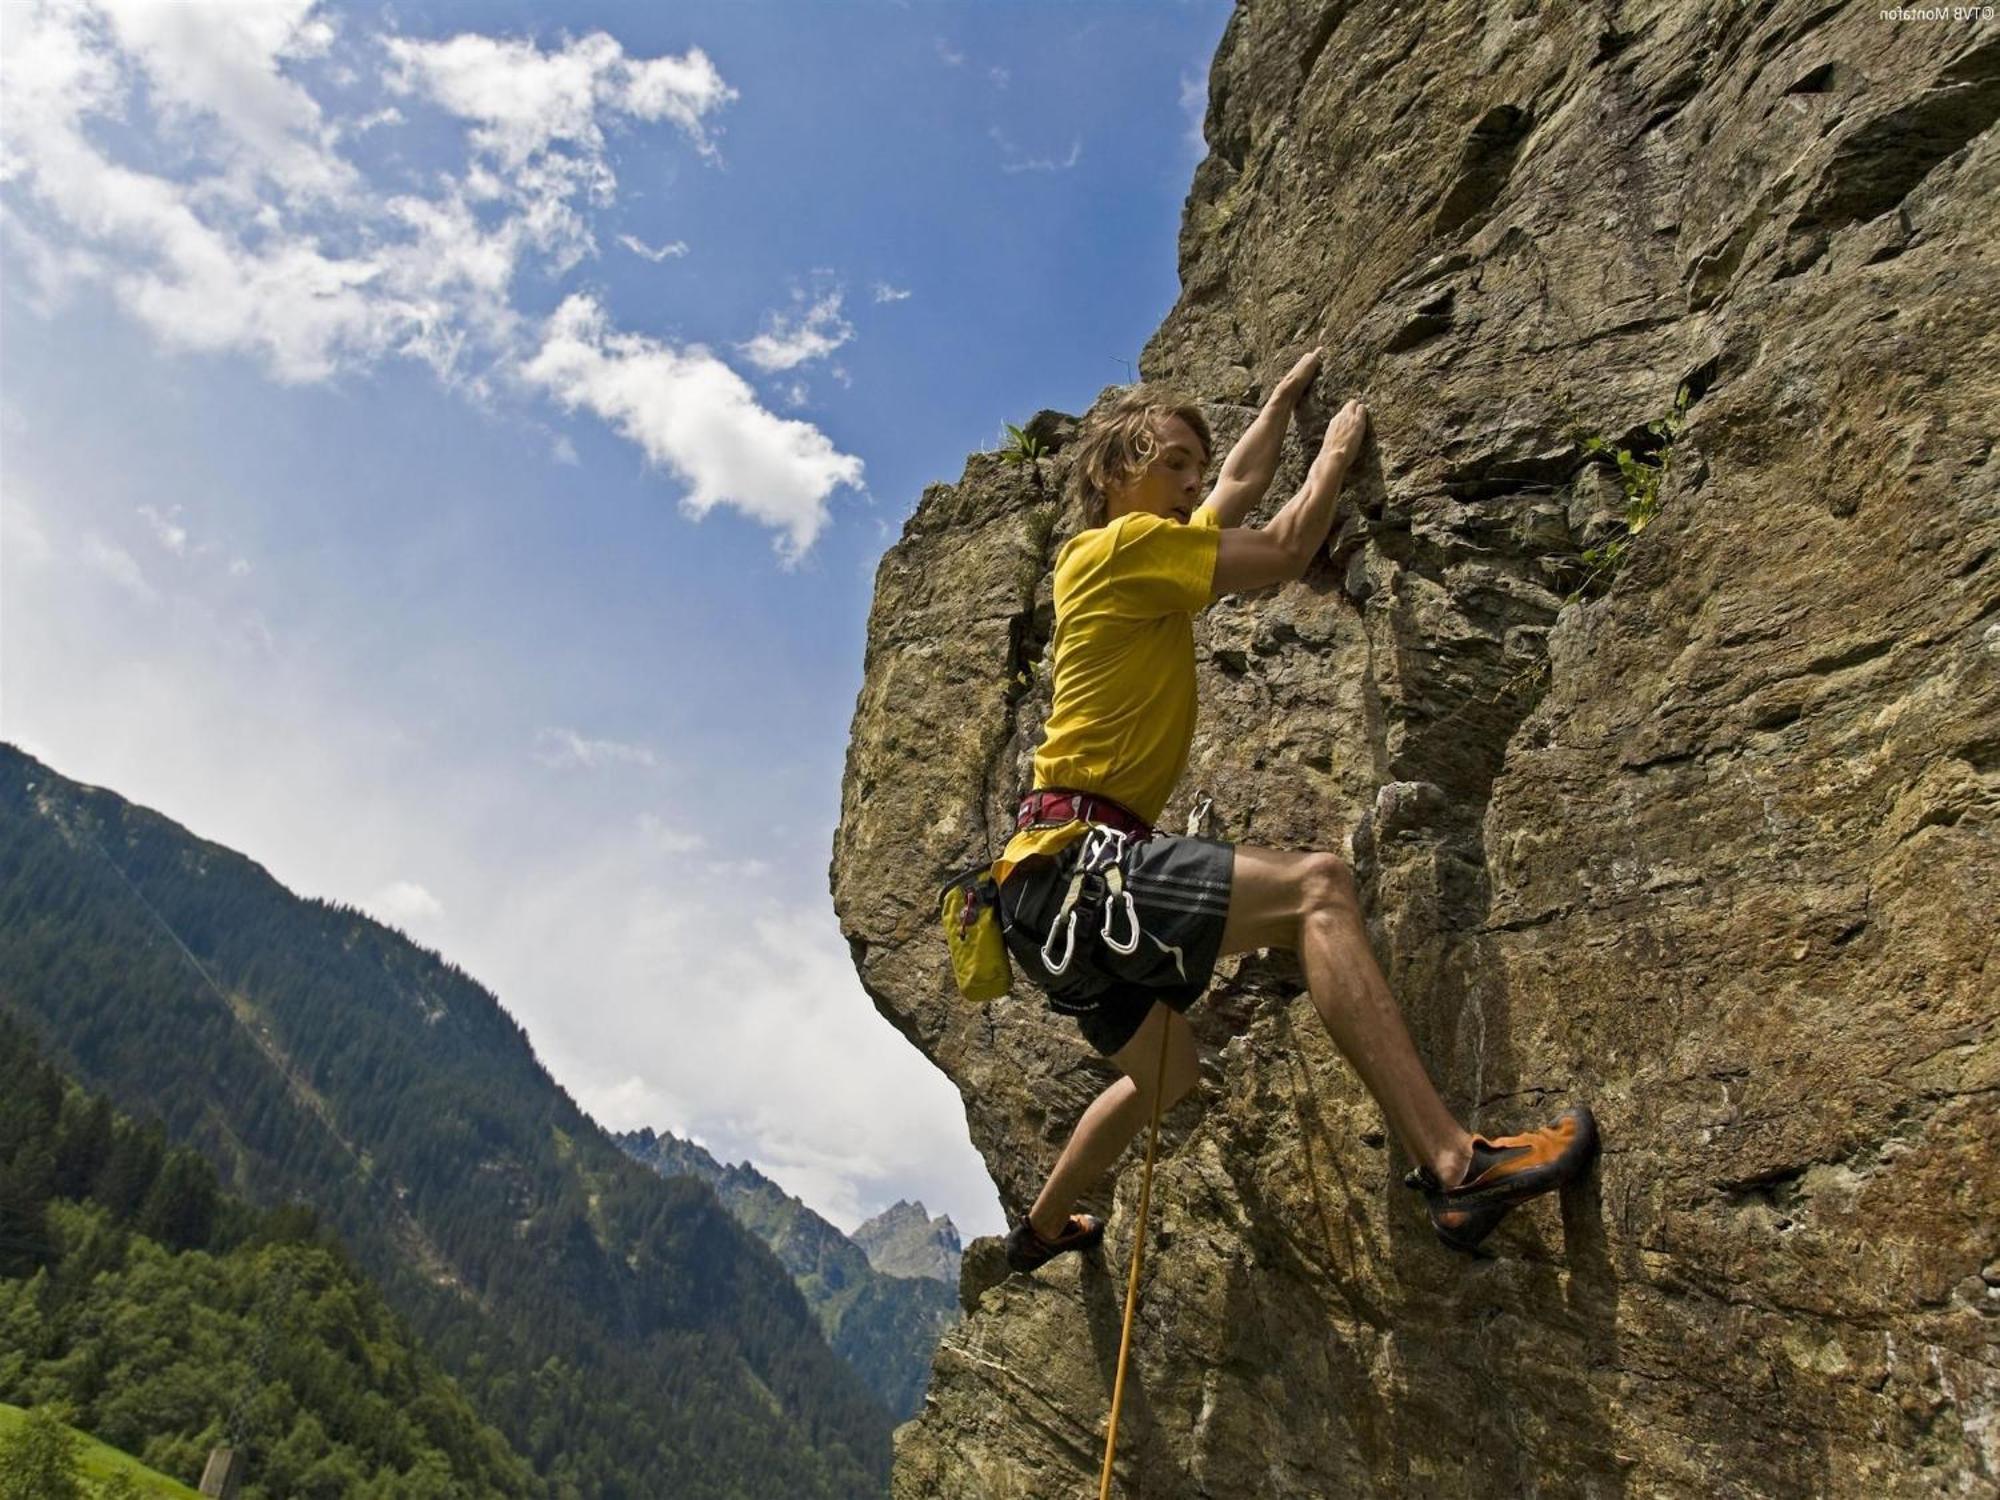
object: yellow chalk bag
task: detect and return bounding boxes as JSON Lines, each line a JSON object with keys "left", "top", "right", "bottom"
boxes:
{"left": 938, "top": 862, "right": 1012, "bottom": 1004}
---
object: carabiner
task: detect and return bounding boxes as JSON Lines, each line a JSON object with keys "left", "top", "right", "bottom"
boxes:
{"left": 1102, "top": 886, "right": 1141, "bottom": 955}
{"left": 1041, "top": 909, "right": 1079, "bottom": 976}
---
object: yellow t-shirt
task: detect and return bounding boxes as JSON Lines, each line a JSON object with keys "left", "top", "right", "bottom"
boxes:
{"left": 995, "top": 505, "right": 1222, "bottom": 884}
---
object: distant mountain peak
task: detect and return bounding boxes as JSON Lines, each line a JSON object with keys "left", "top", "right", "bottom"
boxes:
{"left": 853, "top": 1199, "right": 962, "bottom": 1284}
{"left": 612, "top": 1125, "right": 958, "bottom": 1421}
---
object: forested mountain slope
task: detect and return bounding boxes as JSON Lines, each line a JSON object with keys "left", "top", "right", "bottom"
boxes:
{"left": 0, "top": 1012, "right": 535, "bottom": 1498}
{"left": 0, "top": 744, "right": 892, "bottom": 1500}
{"left": 617, "top": 1128, "right": 958, "bottom": 1423}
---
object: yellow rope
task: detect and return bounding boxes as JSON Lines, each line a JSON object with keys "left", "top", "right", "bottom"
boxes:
{"left": 1098, "top": 1023, "right": 1170, "bottom": 1500}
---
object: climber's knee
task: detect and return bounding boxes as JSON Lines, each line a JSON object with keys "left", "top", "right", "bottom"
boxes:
{"left": 1221, "top": 846, "right": 1356, "bottom": 956}
{"left": 1298, "top": 852, "right": 1359, "bottom": 921}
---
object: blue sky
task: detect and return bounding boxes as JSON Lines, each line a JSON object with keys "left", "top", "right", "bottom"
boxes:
{"left": 0, "top": 0, "right": 1232, "bottom": 1238}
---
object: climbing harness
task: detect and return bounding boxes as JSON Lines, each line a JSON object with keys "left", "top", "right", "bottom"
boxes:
{"left": 1098, "top": 1025, "right": 1170, "bottom": 1500}
{"left": 1015, "top": 786, "right": 1152, "bottom": 841}
{"left": 1038, "top": 825, "right": 1143, "bottom": 977}
{"left": 938, "top": 789, "right": 1159, "bottom": 1003}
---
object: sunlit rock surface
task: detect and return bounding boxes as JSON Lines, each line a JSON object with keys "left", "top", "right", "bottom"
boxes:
{"left": 833, "top": 2, "right": 1997, "bottom": 1494}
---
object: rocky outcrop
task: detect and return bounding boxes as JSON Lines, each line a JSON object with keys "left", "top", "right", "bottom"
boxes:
{"left": 854, "top": 1200, "right": 964, "bottom": 1284}
{"left": 832, "top": 3, "right": 1997, "bottom": 1495}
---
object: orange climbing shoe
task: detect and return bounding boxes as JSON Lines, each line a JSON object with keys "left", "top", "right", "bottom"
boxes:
{"left": 1405, "top": 1106, "right": 1599, "bottom": 1252}
{"left": 1004, "top": 1212, "right": 1105, "bottom": 1273}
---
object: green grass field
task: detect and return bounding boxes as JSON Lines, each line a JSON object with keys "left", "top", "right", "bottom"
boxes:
{"left": 0, "top": 1403, "right": 204, "bottom": 1498}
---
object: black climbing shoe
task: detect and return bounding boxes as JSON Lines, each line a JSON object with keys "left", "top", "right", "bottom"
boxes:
{"left": 1421, "top": 1196, "right": 1515, "bottom": 1254}
{"left": 1405, "top": 1106, "right": 1600, "bottom": 1253}
{"left": 1004, "top": 1213, "right": 1106, "bottom": 1274}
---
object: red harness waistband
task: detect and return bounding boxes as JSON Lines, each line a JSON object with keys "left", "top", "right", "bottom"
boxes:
{"left": 1016, "top": 787, "right": 1153, "bottom": 841}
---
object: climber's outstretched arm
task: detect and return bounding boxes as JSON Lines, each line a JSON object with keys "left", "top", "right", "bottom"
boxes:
{"left": 1261, "top": 399, "right": 1368, "bottom": 564}
{"left": 1197, "top": 347, "right": 1324, "bottom": 529}
{"left": 1211, "top": 399, "right": 1369, "bottom": 597}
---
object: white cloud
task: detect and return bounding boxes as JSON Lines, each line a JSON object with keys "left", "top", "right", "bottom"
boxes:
{"left": 502, "top": 860, "right": 996, "bottom": 1235}
{"left": 369, "top": 878, "right": 444, "bottom": 926}
{"left": 1, "top": 5, "right": 852, "bottom": 559}
{"left": 383, "top": 30, "right": 735, "bottom": 168}
{"left": 533, "top": 726, "right": 661, "bottom": 770}
{"left": 2, "top": 488, "right": 56, "bottom": 571}
{"left": 1180, "top": 66, "right": 1208, "bottom": 158}
{"left": 636, "top": 811, "right": 706, "bottom": 855}
{"left": 617, "top": 232, "right": 688, "bottom": 262}
{"left": 228, "top": 556, "right": 252, "bottom": 577}
{"left": 92, "top": 0, "right": 354, "bottom": 200}
{"left": 736, "top": 287, "right": 853, "bottom": 373}
{"left": 934, "top": 39, "right": 965, "bottom": 67}
{"left": 137, "top": 503, "right": 189, "bottom": 555}
{"left": 550, "top": 433, "right": 580, "bottom": 465}
{"left": 523, "top": 294, "right": 863, "bottom": 564}
{"left": 988, "top": 65, "right": 1010, "bottom": 88}
{"left": 117, "top": 221, "right": 395, "bottom": 384}
{"left": 0, "top": 203, "right": 108, "bottom": 313}
{"left": 991, "top": 126, "right": 1083, "bottom": 174}
{"left": 870, "top": 280, "right": 911, "bottom": 304}
{"left": 78, "top": 531, "right": 156, "bottom": 601}
{"left": 0, "top": 3, "right": 416, "bottom": 383}
{"left": 578, "top": 1073, "right": 698, "bottom": 1137}
{"left": 337, "top": 105, "right": 403, "bottom": 139}
{"left": 698, "top": 855, "right": 774, "bottom": 883}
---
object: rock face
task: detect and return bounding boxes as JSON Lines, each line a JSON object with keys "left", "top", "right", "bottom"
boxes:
{"left": 854, "top": 1200, "right": 965, "bottom": 1284}
{"left": 831, "top": 3, "right": 1997, "bottom": 1496}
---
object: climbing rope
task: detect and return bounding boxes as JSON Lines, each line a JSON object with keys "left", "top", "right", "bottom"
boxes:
{"left": 1097, "top": 1023, "right": 1170, "bottom": 1499}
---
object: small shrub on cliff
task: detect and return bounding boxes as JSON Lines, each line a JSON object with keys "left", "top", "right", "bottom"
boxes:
{"left": 1013, "top": 503, "right": 1061, "bottom": 604}
{"left": 1567, "top": 383, "right": 1690, "bottom": 600}
{"left": 997, "top": 422, "right": 1048, "bottom": 465}
{"left": 1024, "top": 502, "right": 1059, "bottom": 555}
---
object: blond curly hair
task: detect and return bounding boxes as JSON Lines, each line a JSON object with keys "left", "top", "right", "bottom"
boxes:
{"left": 1066, "top": 385, "right": 1212, "bottom": 529}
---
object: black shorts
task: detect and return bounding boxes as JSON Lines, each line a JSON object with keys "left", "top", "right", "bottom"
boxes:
{"left": 998, "top": 826, "right": 1235, "bottom": 1056}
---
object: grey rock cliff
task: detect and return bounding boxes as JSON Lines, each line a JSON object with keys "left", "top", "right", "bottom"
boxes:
{"left": 853, "top": 1199, "right": 965, "bottom": 1284}
{"left": 832, "top": 3, "right": 1997, "bottom": 1495}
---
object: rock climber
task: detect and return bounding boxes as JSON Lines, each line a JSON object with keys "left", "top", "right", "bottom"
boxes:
{"left": 994, "top": 350, "right": 1599, "bottom": 1272}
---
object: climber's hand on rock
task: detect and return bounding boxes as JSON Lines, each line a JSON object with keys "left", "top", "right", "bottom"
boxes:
{"left": 1270, "top": 347, "right": 1323, "bottom": 408}
{"left": 1318, "top": 400, "right": 1369, "bottom": 475}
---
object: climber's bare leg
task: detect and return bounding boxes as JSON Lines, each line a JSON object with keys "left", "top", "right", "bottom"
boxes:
{"left": 1027, "top": 1004, "right": 1198, "bottom": 1239}
{"left": 1218, "top": 845, "right": 1474, "bottom": 1186}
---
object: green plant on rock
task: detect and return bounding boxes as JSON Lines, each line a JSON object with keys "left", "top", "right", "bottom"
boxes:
{"left": 1024, "top": 501, "right": 1059, "bottom": 555}
{"left": 997, "top": 422, "right": 1047, "bottom": 465}
{"left": 1012, "top": 502, "right": 1060, "bottom": 602}
{"left": 1565, "top": 382, "right": 1690, "bottom": 601}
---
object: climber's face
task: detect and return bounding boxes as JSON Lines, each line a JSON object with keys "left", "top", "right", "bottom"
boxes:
{"left": 1106, "top": 415, "right": 1209, "bottom": 525}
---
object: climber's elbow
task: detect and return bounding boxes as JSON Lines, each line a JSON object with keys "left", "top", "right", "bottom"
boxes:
{"left": 1212, "top": 526, "right": 1308, "bottom": 598}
